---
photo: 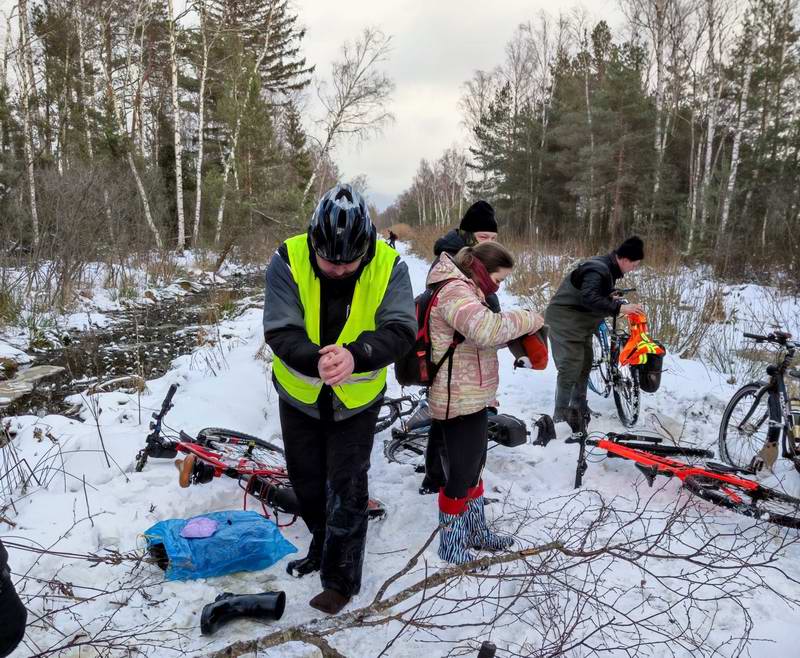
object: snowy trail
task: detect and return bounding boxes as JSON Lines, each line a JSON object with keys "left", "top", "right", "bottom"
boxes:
{"left": 4, "top": 243, "right": 800, "bottom": 657}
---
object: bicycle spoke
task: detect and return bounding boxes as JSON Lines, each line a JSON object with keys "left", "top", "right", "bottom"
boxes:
{"left": 718, "top": 385, "right": 774, "bottom": 470}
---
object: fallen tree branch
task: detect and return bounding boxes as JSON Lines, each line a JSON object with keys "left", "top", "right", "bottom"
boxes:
{"left": 201, "top": 540, "right": 564, "bottom": 658}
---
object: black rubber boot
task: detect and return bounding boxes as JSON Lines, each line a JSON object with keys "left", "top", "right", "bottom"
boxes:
{"left": 200, "top": 591, "right": 286, "bottom": 635}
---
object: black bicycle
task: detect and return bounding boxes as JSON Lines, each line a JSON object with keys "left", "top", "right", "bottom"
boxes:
{"left": 587, "top": 288, "right": 642, "bottom": 428}
{"left": 376, "top": 390, "right": 554, "bottom": 466}
{"left": 718, "top": 330, "right": 800, "bottom": 473}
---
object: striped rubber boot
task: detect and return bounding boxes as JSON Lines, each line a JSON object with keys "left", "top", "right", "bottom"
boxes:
{"left": 437, "top": 491, "right": 475, "bottom": 565}
{"left": 466, "top": 482, "right": 514, "bottom": 551}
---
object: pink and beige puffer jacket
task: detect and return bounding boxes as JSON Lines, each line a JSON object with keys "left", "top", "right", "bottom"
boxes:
{"left": 427, "top": 253, "right": 544, "bottom": 420}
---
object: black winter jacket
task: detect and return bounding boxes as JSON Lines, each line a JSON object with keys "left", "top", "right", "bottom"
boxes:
{"left": 549, "top": 253, "right": 624, "bottom": 317}
{"left": 433, "top": 229, "right": 468, "bottom": 257}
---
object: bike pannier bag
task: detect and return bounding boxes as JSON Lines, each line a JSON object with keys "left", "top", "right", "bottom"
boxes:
{"left": 636, "top": 341, "right": 665, "bottom": 393}
{"left": 488, "top": 413, "right": 528, "bottom": 448}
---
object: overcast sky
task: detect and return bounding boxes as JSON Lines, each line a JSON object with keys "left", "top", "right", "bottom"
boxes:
{"left": 295, "top": 0, "right": 623, "bottom": 210}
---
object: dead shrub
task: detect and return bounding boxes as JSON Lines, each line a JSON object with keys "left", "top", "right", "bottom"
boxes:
{"left": 388, "top": 223, "right": 415, "bottom": 240}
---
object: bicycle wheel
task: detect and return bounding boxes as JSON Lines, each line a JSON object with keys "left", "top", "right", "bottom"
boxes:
{"left": 588, "top": 324, "right": 611, "bottom": 397}
{"left": 376, "top": 401, "right": 403, "bottom": 433}
{"left": 384, "top": 427, "right": 428, "bottom": 466}
{"left": 718, "top": 383, "right": 779, "bottom": 470}
{"left": 613, "top": 364, "right": 640, "bottom": 428}
{"left": 683, "top": 474, "right": 800, "bottom": 529}
{"left": 196, "top": 427, "right": 286, "bottom": 470}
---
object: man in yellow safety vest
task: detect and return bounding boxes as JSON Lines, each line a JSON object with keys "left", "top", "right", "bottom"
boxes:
{"left": 263, "top": 184, "right": 416, "bottom": 615}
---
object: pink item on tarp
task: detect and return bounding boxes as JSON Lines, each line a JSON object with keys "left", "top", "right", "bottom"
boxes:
{"left": 180, "top": 517, "right": 219, "bottom": 539}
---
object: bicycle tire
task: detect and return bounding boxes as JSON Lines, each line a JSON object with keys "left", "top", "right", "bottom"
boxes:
{"left": 375, "top": 406, "right": 401, "bottom": 433}
{"left": 384, "top": 428, "right": 428, "bottom": 466}
{"left": 196, "top": 427, "right": 286, "bottom": 469}
{"left": 683, "top": 474, "right": 800, "bottom": 529}
{"left": 588, "top": 325, "right": 612, "bottom": 398}
{"left": 613, "top": 363, "right": 640, "bottom": 428}
{"left": 718, "top": 383, "right": 779, "bottom": 471}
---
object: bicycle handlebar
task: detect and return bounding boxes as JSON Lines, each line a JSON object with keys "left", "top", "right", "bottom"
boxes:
{"left": 743, "top": 331, "right": 796, "bottom": 347}
{"left": 157, "top": 383, "right": 178, "bottom": 420}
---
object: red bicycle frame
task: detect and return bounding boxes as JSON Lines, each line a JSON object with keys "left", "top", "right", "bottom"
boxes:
{"left": 596, "top": 438, "right": 759, "bottom": 502}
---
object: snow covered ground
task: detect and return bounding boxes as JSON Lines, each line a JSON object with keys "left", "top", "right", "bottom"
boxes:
{"left": 2, "top": 243, "right": 800, "bottom": 657}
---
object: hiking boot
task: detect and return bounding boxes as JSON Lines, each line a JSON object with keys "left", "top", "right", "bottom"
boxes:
{"left": 309, "top": 588, "right": 350, "bottom": 615}
{"left": 286, "top": 554, "right": 321, "bottom": 578}
{"left": 555, "top": 406, "right": 584, "bottom": 433}
{"left": 287, "top": 530, "right": 323, "bottom": 578}
{"left": 419, "top": 474, "right": 443, "bottom": 495}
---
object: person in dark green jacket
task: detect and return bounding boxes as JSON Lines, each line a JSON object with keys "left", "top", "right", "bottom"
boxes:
{"left": 545, "top": 237, "right": 645, "bottom": 429}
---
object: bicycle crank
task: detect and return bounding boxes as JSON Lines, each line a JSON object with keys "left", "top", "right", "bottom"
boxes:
{"left": 175, "top": 454, "right": 215, "bottom": 488}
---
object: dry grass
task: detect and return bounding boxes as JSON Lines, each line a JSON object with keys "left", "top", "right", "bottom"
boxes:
{"left": 403, "top": 224, "right": 442, "bottom": 261}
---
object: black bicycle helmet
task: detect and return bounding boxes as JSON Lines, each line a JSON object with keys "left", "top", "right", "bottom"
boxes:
{"left": 308, "top": 184, "right": 374, "bottom": 263}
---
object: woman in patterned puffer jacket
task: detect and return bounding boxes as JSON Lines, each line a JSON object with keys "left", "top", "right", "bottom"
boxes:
{"left": 426, "top": 242, "right": 543, "bottom": 564}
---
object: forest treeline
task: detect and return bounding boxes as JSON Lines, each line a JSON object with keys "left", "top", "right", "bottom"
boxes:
{"left": 380, "top": 0, "right": 800, "bottom": 277}
{"left": 0, "top": 0, "right": 393, "bottom": 263}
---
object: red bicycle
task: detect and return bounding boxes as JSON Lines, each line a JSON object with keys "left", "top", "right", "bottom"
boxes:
{"left": 570, "top": 430, "right": 800, "bottom": 529}
{"left": 134, "top": 384, "right": 386, "bottom": 525}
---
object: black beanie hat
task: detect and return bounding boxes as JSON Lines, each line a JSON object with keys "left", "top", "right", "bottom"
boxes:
{"left": 459, "top": 200, "right": 498, "bottom": 233}
{"left": 616, "top": 235, "right": 645, "bottom": 261}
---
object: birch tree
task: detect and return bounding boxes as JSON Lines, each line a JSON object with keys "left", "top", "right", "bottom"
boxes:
{"left": 717, "top": 26, "right": 754, "bottom": 247}
{"left": 166, "top": 0, "right": 185, "bottom": 251}
{"left": 301, "top": 27, "right": 395, "bottom": 206}
{"left": 191, "top": 0, "right": 214, "bottom": 246}
{"left": 17, "top": 0, "right": 39, "bottom": 248}
{"left": 99, "top": 3, "right": 163, "bottom": 249}
{"left": 212, "top": 6, "right": 275, "bottom": 245}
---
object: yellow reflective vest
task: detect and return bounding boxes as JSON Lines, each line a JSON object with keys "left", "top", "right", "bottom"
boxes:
{"left": 272, "top": 234, "right": 396, "bottom": 409}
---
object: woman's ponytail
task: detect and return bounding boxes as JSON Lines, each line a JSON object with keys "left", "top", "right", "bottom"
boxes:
{"left": 455, "top": 242, "right": 513, "bottom": 275}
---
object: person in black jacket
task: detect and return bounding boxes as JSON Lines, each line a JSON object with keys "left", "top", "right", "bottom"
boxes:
{"left": 545, "top": 237, "right": 645, "bottom": 429}
{"left": 263, "top": 184, "right": 416, "bottom": 615}
{"left": 433, "top": 200, "right": 499, "bottom": 312}
{"left": 0, "top": 539, "right": 27, "bottom": 658}
{"left": 419, "top": 200, "right": 501, "bottom": 496}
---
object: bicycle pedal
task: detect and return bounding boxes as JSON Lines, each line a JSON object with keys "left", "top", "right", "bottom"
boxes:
{"left": 634, "top": 463, "right": 661, "bottom": 486}
{"left": 565, "top": 432, "right": 586, "bottom": 445}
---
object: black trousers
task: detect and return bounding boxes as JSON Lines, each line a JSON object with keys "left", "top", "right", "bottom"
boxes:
{"left": 279, "top": 398, "right": 381, "bottom": 597}
{"left": 438, "top": 409, "right": 489, "bottom": 500}
{"left": 0, "top": 568, "right": 26, "bottom": 658}
{"left": 423, "top": 420, "right": 446, "bottom": 489}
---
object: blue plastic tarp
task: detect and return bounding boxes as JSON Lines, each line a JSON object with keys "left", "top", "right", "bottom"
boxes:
{"left": 144, "top": 510, "right": 297, "bottom": 581}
